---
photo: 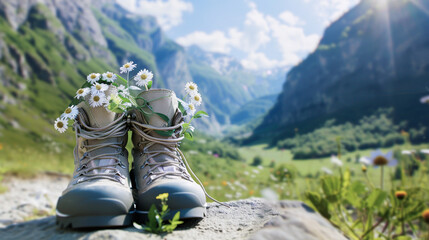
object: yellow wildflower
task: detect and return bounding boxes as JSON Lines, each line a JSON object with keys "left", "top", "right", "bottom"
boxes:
{"left": 156, "top": 193, "right": 169, "bottom": 200}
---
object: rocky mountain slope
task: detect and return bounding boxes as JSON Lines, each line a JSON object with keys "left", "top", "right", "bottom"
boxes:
{"left": 0, "top": 0, "right": 285, "bottom": 154}
{"left": 251, "top": 0, "right": 429, "bottom": 142}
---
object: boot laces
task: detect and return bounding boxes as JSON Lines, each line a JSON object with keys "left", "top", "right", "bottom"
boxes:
{"left": 73, "top": 113, "right": 128, "bottom": 184}
{"left": 131, "top": 119, "right": 228, "bottom": 207}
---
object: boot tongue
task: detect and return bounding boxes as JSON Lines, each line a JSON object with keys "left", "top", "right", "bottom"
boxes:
{"left": 77, "top": 86, "right": 117, "bottom": 128}
{"left": 76, "top": 86, "right": 123, "bottom": 175}
{"left": 136, "top": 89, "right": 183, "bottom": 179}
{"left": 137, "top": 89, "right": 178, "bottom": 127}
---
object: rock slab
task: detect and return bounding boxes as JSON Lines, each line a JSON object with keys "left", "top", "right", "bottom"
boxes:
{"left": 0, "top": 176, "right": 346, "bottom": 240}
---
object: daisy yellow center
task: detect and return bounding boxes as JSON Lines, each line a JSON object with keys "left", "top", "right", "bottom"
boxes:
{"left": 78, "top": 89, "right": 84, "bottom": 94}
{"left": 93, "top": 96, "right": 100, "bottom": 102}
{"left": 373, "top": 156, "right": 388, "bottom": 166}
{"left": 107, "top": 73, "right": 113, "bottom": 78}
{"left": 194, "top": 96, "right": 200, "bottom": 101}
{"left": 189, "top": 85, "right": 195, "bottom": 90}
{"left": 90, "top": 74, "right": 96, "bottom": 79}
{"left": 57, "top": 122, "right": 64, "bottom": 128}
{"left": 189, "top": 104, "right": 195, "bottom": 110}
{"left": 140, "top": 74, "right": 147, "bottom": 80}
{"left": 65, "top": 108, "right": 72, "bottom": 114}
{"left": 124, "top": 64, "right": 130, "bottom": 68}
{"left": 96, "top": 85, "right": 102, "bottom": 90}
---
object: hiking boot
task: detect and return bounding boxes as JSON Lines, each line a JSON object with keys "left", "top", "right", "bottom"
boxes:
{"left": 56, "top": 91, "right": 134, "bottom": 228}
{"left": 130, "top": 89, "right": 206, "bottom": 223}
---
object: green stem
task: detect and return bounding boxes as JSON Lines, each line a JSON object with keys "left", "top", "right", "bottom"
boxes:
{"left": 380, "top": 166, "right": 384, "bottom": 190}
{"left": 400, "top": 202, "right": 405, "bottom": 236}
{"left": 364, "top": 172, "right": 374, "bottom": 190}
{"left": 360, "top": 217, "right": 385, "bottom": 240}
{"left": 182, "top": 92, "right": 189, "bottom": 101}
{"left": 335, "top": 204, "right": 360, "bottom": 239}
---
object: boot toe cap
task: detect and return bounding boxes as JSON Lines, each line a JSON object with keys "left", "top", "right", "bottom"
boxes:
{"left": 56, "top": 181, "right": 134, "bottom": 217}
{"left": 137, "top": 179, "right": 206, "bottom": 211}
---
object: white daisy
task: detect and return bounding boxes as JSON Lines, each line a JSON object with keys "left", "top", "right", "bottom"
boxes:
{"left": 185, "top": 82, "right": 198, "bottom": 95}
{"left": 420, "top": 149, "right": 429, "bottom": 154}
{"left": 75, "top": 88, "right": 90, "bottom": 99}
{"left": 91, "top": 83, "right": 109, "bottom": 95}
{"left": 369, "top": 149, "right": 397, "bottom": 167}
{"left": 190, "top": 93, "right": 202, "bottom": 106}
{"left": 420, "top": 95, "right": 429, "bottom": 104}
{"left": 102, "top": 72, "right": 117, "bottom": 83}
{"left": 330, "top": 155, "right": 343, "bottom": 167}
{"left": 134, "top": 69, "right": 153, "bottom": 87}
{"left": 87, "top": 73, "right": 100, "bottom": 84}
{"left": 116, "top": 85, "right": 130, "bottom": 97}
{"left": 401, "top": 150, "right": 415, "bottom": 155}
{"left": 187, "top": 102, "right": 196, "bottom": 116}
{"left": 54, "top": 118, "right": 68, "bottom": 133}
{"left": 321, "top": 167, "right": 333, "bottom": 175}
{"left": 359, "top": 156, "right": 371, "bottom": 165}
{"left": 89, "top": 93, "right": 107, "bottom": 107}
{"left": 62, "top": 105, "right": 78, "bottom": 119}
{"left": 120, "top": 61, "right": 137, "bottom": 74}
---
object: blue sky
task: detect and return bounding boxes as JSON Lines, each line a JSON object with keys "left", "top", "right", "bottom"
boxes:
{"left": 117, "top": 0, "right": 359, "bottom": 70}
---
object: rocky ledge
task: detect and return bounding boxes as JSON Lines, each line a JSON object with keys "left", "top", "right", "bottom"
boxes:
{"left": 0, "top": 175, "right": 346, "bottom": 240}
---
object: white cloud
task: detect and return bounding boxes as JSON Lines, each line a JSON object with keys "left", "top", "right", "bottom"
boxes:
{"left": 176, "top": 28, "right": 242, "bottom": 54}
{"left": 278, "top": 11, "right": 304, "bottom": 26}
{"left": 176, "top": 1, "right": 321, "bottom": 70}
{"left": 116, "top": 0, "right": 193, "bottom": 30}
{"left": 267, "top": 16, "right": 320, "bottom": 65}
{"left": 241, "top": 52, "right": 281, "bottom": 70}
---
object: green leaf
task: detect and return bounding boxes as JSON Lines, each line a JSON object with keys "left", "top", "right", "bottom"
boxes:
{"left": 162, "top": 204, "right": 168, "bottom": 212}
{"left": 148, "top": 205, "right": 158, "bottom": 230}
{"left": 366, "top": 189, "right": 387, "bottom": 209}
{"left": 178, "top": 101, "right": 187, "bottom": 116}
{"left": 147, "top": 80, "right": 153, "bottom": 89}
{"left": 321, "top": 176, "right": 342, "bottom": 203}
{"left": 155, "top": 130, "right": 175, "bottom": 137}
{"left": 155, "top": 112, "right": 170, "bottom": 123}
{"left": 195, "top": 110, "right": 208, "bottom": 116}
{"left": 118, "top": 94, "right": 131, "bottom": 103}
{"left": 172, "top": 211, "right": 181, "bottom": 222}
{"left": 305, "top": 191, "right": 331, "bottom": 219}
{"left": 342, "top": 168, "right": 351, "bottom": 189}
{"left": 184, "top": 131, "right": 193, "bottom": 141}
{"left": 193, "top": 110, "right": 209, "bottom": 119}
{"left": 115, "top": 74, "right": 128, "bottom": 85}
{"left": 350, "top": 181, "right": 366, "bottom": 195}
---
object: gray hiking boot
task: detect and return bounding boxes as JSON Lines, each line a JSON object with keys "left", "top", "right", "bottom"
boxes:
{"left": 56, "top": 96, "right": 134, "bottom": 228}
{"left": 130, "top": 89, "right": 206, "bottom": 223}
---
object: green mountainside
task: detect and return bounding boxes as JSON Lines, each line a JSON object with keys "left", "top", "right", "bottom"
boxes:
{"left": 250, "top": 0, "right": 429, "bottom": 144}
{"left": 0, "top": 0, "right": 283, "bottom": 155}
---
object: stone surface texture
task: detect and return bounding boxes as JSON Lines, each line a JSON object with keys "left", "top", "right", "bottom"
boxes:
{"left": 0, "top": 175, "right": 346, "bottom": 240}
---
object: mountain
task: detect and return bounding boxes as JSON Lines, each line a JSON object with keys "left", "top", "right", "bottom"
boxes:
{"left": 249, "top": 0, "right": 429, "bottom": 143}
{"left": 185, "top": 45, "right": 286, "bottom": 128}
{"left": 0, "top": 0, "right": 286, "bottom": 148}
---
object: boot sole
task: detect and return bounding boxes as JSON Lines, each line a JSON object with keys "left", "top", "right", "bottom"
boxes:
{"left": 134, "top": 207, "right": 206, "bottom": 225}
{"left": 56, "top": 213, "right": 134, "bottom": 229}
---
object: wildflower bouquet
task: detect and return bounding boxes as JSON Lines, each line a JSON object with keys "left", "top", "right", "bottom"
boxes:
{"left": 54, "top": 61, "right": 207, "bottom": 139}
